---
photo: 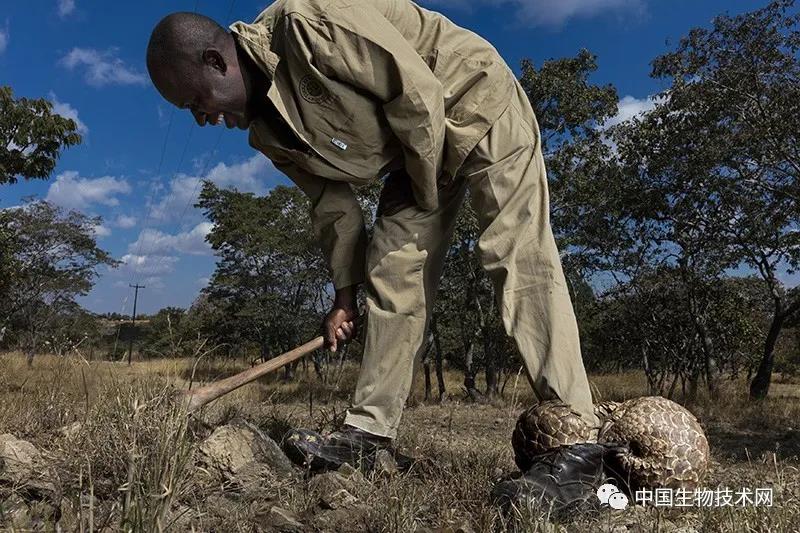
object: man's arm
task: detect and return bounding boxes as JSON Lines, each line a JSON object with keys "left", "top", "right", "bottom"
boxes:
{"left": 272, "top": 156, "right": 365, "bottom": 350}
{"left": 272, "top": 157, "right": 367, "bottom": 291}
{"left": 284, "top": 4, "right": 446, "bottom": 211}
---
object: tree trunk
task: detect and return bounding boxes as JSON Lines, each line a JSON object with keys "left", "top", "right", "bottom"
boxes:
{"left": 423, "top": 362, "right": 432, "bottom": 401}
{"left": 463, "top": 341, "right": 483, "bottom": 402}
{"left": 750, "top": 311, "right": 785, "bottom": 399}
{"left": 420, "top": 332, "right": 435, "bottom": 401}
{"left": 691, "top": 314, "right": 720, "bottom": 398}
{"left": 704, "top": 352, "right": 720, "bottom": 398}
{"left": 431, "top": 319, "right": 446, "bottom": 402}
{"left": 687, "top": 372, "right": 699, "bottom": 401}
{"left": 312, "top": 350, "right": 325, "bottom": 382}
{"left": 485, "top": 353, "right": 499, "bottom": 398}
{"left": 283, "top": 361, "right": 297, "bottom": 382}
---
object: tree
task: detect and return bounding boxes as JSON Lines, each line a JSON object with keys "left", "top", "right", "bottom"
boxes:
{"left": 637, "top": 0, "right": 800, "bottom": 398}
{"left": 520, "top": 49, "right": 618, "bottom": 155}
{"left": 0, "top": 201, "right": 118, "bottom": 362}
{"left": 196, "top": 183, "right": 329, "bottom": 374}
{"left": 585, "top": 272, "right": 767, "bottom": 398}
{"left": 554, "top": 1, "right": 800, "bottom": 399}
{"left": 0, "top": 86, "right": 82, "bottom": 185}
{"left": 137, "top": 307, "right": 191, "bottom": 359}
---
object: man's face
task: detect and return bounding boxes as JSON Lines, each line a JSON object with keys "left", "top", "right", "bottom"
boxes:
{"left": 153, "top": 51, "right": 253, "bottom": 130}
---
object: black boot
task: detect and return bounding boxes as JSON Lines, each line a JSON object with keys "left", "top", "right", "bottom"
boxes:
{"left": 282, "top": 425, "right": 411, "bottom": 472}
{"left": 491, "top": 443, "right": 630, "bottom": 517}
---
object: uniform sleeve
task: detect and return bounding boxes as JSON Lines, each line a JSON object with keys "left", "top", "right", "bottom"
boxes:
{"left": 272, "top": 157, "right": 367, "bottom": 290}
{"left": 286, "top": 5, "right": 445, "bottom": 211}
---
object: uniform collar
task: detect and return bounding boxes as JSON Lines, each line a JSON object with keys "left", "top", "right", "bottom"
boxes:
{"left": 229, "top": 20, "right": 280, "bottom": 83}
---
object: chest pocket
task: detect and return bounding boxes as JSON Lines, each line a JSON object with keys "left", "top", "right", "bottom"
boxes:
{"left": 318, "top": 74, "right": 393, "bottom": 151}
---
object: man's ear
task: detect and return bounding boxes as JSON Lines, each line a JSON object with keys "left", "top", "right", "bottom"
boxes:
{"left": 203, "top": 49, "right": 227, "bottom": 74}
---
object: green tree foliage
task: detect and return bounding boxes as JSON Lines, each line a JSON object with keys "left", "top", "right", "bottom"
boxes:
{"left": 554, "top": 1, "right": 800, "bottom": 399}
{"left": 0, "top": 201, "right": 117, "bottom": 361}
{"left": 0, "top": 86, "right": 82, "bottom": 185}
{"left": 585, "top": 272, "right": 767, "bottom": 398}
{"left": 649, "top": 0, "right": 800, "bottom": 399}
{"left": 638, "top": 0, "right": 798, "bottom": 398}
{"left": 519, "top": 49, "right": 618, "bottom": 154}
{"left": 195, "top": 183, "right": 329, "bottom": 367}
{"left": 136, "top": 307, "right": 191, "bottom": 359}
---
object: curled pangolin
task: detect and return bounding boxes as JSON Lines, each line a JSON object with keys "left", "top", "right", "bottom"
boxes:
{"left": 511, "top": 396, "right": 709, "bottom": 490}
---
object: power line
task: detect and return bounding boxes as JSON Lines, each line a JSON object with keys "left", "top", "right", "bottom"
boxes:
{"left": 124, "top": 0, "right": 236, "bottom": 307}
{"left": 127, "top": 106, "right": 179, "bottom": 290}
{"left": 130, "top": 122, "right": 195, "bottom": 289}
{"left": 224, "top": 0, "right": 237, "bottom": 21}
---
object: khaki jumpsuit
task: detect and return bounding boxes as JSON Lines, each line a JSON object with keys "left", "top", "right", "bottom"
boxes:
{"left": 232, "top": 0, "right": 598, "bottom": 438}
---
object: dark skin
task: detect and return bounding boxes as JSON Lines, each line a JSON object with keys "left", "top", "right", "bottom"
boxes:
{"left": 148, "top": 31, "right": 358, "bottom": 352}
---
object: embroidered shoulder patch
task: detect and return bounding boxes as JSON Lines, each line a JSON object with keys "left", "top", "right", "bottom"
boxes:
{"left": 299, "top": 75, "right": 330, "bottom": 104}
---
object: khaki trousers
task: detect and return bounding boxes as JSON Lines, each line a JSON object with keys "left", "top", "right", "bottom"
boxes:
{"left": 343, "top": 81, "right": 598, "bottom": 438}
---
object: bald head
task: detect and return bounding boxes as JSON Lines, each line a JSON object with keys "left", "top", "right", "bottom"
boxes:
{"left": 146, "top": 12, "right": 227, "bottom": 81}
{"left": 146, "top": 12, "right": 257, "bottom": 130}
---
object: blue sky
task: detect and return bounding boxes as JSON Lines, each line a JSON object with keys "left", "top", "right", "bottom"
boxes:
{"left": 0, "top": 0, "right": 771, "bottom": 315}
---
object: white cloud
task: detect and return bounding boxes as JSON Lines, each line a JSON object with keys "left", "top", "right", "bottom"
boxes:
{"left": 127, "top": 222, "right": 213, "bottom": 256}
{"left": 141, "top": 276, "right": 166, "bottom": 290}
{"left": 60, "top": 47, "right": 146, "bottom": 87}
{"left": 114, "top": 214, "right": 137, "bottom": 228}
{"left": 0, "top": 21, "right": 9, "bottom": 54}
{"left": 424, "top": 0, "right": 644, "bottom": 27}
{"left": 148, "top": 155, "right": 273, "bottom": 223}
{"left": 49, "top": 93, "right": 88, "bottom": 135}
{"left": 197, "top": 277, "right": 210, "bottom": 288}
{"left": 46, "top": 171, "right": 131, "bottom": 210}
{"left": 58, "top": 0, "right": 75, "bottom": 17}
{"left": 92, "top": 223, "right": 111, "bottom": 238}
{"left": 602, "top": 94, "right": 659, "bottom": 129}
{"left": 118, "top": 254, "right": 178, "bottom": 276}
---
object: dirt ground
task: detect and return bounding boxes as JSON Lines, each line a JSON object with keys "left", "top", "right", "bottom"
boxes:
{"left": 1, "top": 353, "right": 799, "bottom": 532}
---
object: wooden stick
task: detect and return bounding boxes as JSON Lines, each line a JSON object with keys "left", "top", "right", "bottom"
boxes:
{"left": 183, "top": 336, "right": 324, "bottom": 412}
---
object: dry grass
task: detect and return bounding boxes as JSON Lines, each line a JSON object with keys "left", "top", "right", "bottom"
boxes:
{"left": 1, "top": 351, "right": 799, "bottom": 532}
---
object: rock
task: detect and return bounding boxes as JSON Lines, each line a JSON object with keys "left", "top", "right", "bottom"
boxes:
{"left": 0, "top": 434, "right": 40, "bottom": 482}
{"left": 337, "top": 462, "right": 366, "bottom": 484}
{"left": 0, "top": 494, "right": 31, "bottom": 529}
{"left": 267, "top": 506, "right": 304, "bottom": 532}
{"left": 199, "top": 419, "right": 296, "bottom": 480}
{"left": 309, "top": 472, "right": 359, "bottom": 509}
{"left": 319, "top": 487, "right": 357, "bottom": 510}
{"left": 0, "top": 434, "right": 62, "bottom": 515}
{"left": 373, "top": 449, "right": 399, "bottom": 476}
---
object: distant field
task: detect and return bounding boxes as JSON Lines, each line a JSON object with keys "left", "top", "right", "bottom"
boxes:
{"left": 1, "top": 352, "right": 799, "bottom": 531}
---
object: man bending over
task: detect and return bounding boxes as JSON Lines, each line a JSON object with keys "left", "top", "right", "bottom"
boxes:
{"left": 146, "top": 0, "right": 598, "bottom": 468}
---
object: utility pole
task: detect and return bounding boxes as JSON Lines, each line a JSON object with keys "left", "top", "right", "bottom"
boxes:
{"left": 127, "top": 284, "right": 145, "bottom": 365}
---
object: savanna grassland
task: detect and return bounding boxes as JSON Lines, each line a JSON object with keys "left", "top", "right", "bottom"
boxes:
{"left": 1, "top": 352, "right": 799, "bottom": 532}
